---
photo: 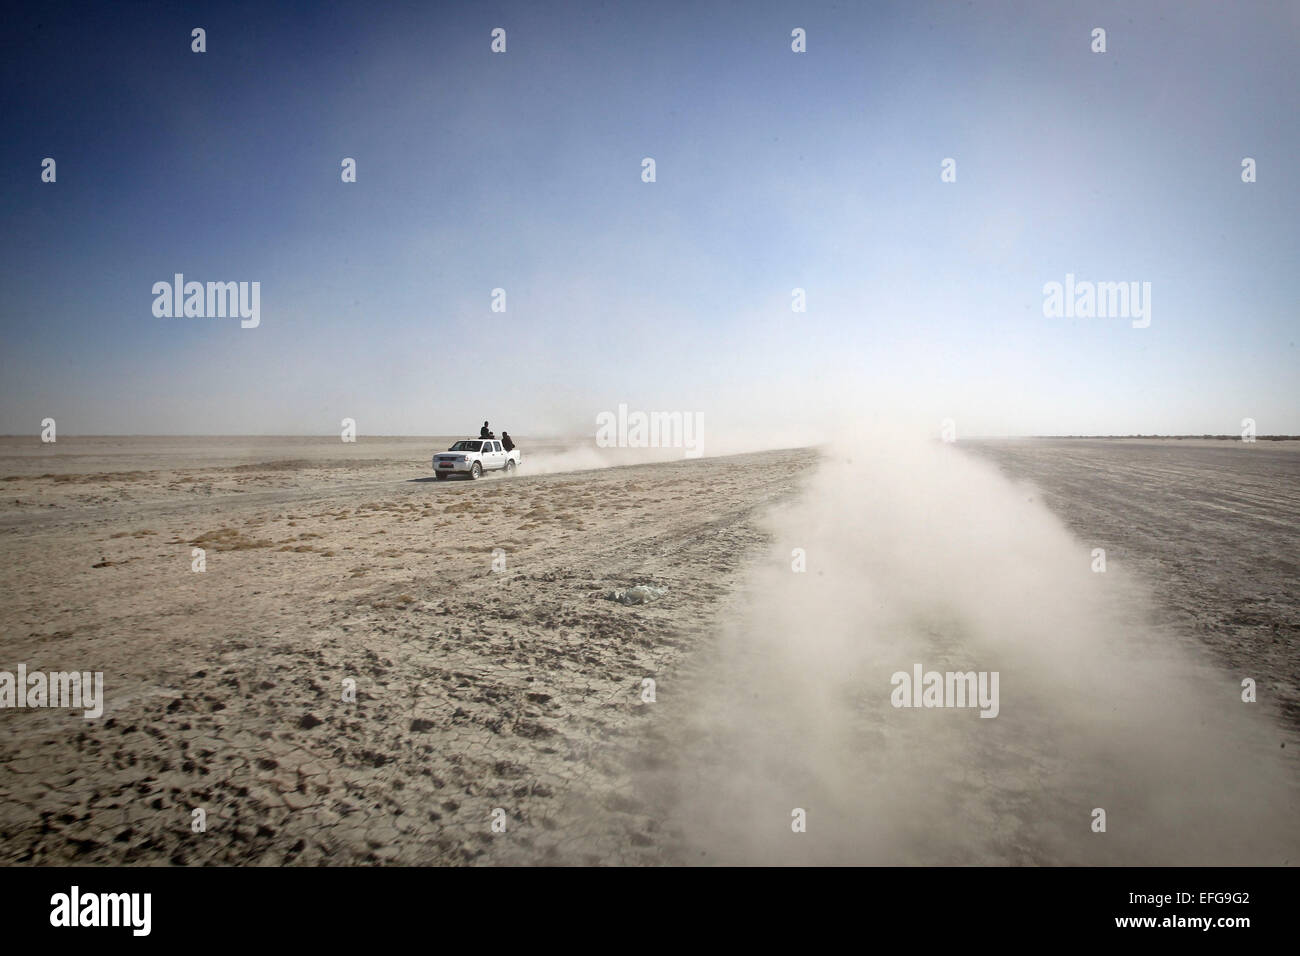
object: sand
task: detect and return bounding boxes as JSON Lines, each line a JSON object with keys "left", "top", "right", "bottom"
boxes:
{"left": 0, "top": 436, "right": 1295, "bottom": 865}
{"left": 0, "top": 437, "right": 807, "bottom": 864}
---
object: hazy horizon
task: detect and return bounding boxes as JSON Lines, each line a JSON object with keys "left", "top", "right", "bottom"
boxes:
{"left": 4, "top": 432, "right": 1299, "bottom": 440}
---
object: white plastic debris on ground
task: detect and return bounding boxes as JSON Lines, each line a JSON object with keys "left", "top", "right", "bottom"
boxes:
{"left": 607, "top": 585, "right": 666, "bottom": 605}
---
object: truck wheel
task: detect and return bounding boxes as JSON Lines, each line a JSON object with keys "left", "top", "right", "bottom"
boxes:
{"left": 470, "top": 462, "right": 482, "bottom": 479}
{"left": 504, "top": 459, "right": 516, "bottom": 475}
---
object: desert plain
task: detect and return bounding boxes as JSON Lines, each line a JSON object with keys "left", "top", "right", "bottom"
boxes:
{"left": 0, "top": 435, "right": 1296, "bottom": 865}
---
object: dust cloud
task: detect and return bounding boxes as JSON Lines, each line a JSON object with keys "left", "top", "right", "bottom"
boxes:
{"left": 513, "top": 430, "right": 809, "bottom": 477}
{"left": 639, "top": 425, "right": 1298, "bottom": 864}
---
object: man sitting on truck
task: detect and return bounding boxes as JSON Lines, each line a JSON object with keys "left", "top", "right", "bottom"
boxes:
{"left": 480, "top": 421, "right": 491, "bottom": 439}
{"left": 501, "top": 431, "right": 515, "bottom": 452}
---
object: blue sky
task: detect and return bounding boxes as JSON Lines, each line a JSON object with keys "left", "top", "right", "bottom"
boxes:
{"left": 2, "top": 0, "right": 1296, "bottom": 436}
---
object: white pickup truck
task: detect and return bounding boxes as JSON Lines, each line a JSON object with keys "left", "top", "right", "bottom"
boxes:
{"left": 432, "top": 439, "right": 521, "bottom": 480}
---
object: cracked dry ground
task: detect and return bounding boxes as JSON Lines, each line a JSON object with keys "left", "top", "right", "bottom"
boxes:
{"left": 0, "top": 449, "right": 808, "bottom": 865}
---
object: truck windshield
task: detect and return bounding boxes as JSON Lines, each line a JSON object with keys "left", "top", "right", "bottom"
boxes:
{"left": 449, "top": 441, "right": 483, "bottom": 451}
